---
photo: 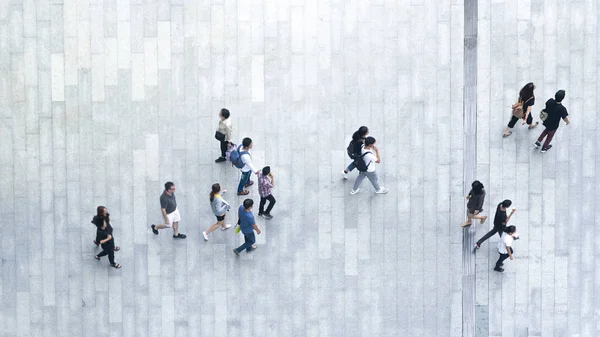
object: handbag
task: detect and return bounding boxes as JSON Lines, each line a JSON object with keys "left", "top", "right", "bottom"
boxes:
{"left": 214, "top": 131, "right": 226, "bottom": 141}
{"left": 511, "top": 96, "right": 533, "bottom": 119}
{"left": 539, "top": 109, "right": 548, "bottom": 121}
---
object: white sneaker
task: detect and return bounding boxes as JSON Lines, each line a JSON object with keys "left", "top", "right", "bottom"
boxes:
{"left": 350, "top": 188, "right": 360, "bottom": 195}
{"left": 202, "top": 231, "right": 209, "bottom": 241}
{"left": 221, "top": 224, "right": 232, "bottom": 230}
{"left": 341, "top": 170, "right": 348, "bottom": 179}
{"left": 375, "top": 187, "right": 389, "bottom": 194}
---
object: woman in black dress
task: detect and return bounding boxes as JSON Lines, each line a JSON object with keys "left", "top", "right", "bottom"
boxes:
{"left": 92, "top": 206, "right": 120, "bottom": 251}
{"left": 503, "top": 82, "right": 538, "bottom": 137}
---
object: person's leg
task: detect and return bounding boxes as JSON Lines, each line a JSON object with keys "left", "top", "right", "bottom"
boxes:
{"left": 542, "top": 129, "right": 557, "bottom": 148}
{"left": 365, "top": 171, "right": 381, "bottom": 191}
{"left": 236, "top": 233, "right": 253, "bottom": 253}
{"left": 504, "top": 116, "right": 519, "bottom": 135}
{"left": 205, "top": 222, "right": 222, "bottom": 235}
{"left": 495, "top": 253, "right": 509, "bottom": 268}
{"left": 476, "top": 227, "right": 498, "bottom": 246}
{"left": 259, "top": 197, "right": 267, "bottom": 215}
{"left": 526, "top": 112, "right": 534, "bottom": 126}
{"left": 108, "top": 250, "right": 115, "bottom": 265}
{"left": 345, "top": 161, "right": 356, "bottom": 173}
{"left": 238, "top": 171, "right": 250, "bottom": 193}
{"left": 265, "top": 195, "right": 276, "bottom": 214}
{"left": 220, "top": 140, "right": 228, "bottom": 158}
{"left": 172, "top": 221, "right": 179, "bottom": 236}
{"left": 352, "top": 172, "right": 367, "bottom": 190}
{"left": 97, "top": 248, "right": 110, "bottom": 258}
{"left": 537, "top": 128, "right": 548, "bottom": 142}
{"left": 245, "top": 233, "right": 256, "bottom": 252}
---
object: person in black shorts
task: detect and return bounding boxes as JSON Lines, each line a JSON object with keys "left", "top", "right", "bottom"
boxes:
{"left": 503, "top": 82, "right": 538, "bottom": 137}
{"left": 203, "top": 183, "right": 232, "bottom": 241}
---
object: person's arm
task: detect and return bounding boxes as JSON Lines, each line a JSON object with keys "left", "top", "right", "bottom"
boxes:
{"left": 508, "top": 245, "right": 514, "bottom": 260}
{"left": 252, "top": 223, "right": 261, "bottom": 234}
{"left": 522, "top": 105, "right": 532, "bottom": 124}
{"left": 269, "top": 174, "right": 274, "bottom": 187}
{"left": 161, "top": 208, "right": 169, "bottom": 223}
{"left": 504, "top": 208, "right": 516, "bottom": 225}
{"left": 225, "top": 121, "right": 233, "bottom": 141}
{"left": 373, "top": 146, "right": 381, "bottom": 163}
{"left": 100, "top": 234, "right": 112, "bottom": 244}
{"left": 563, "top": 116, "right": 570, "bottom": 125}
{"left": 242, "top": 154, "right": 258, "bottom": 174}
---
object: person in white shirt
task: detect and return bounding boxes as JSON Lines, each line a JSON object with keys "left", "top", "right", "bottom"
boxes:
{"left": 494, "top": 225, "right": 517, "bottom": 272}
{"left": 215, "top": 108, "right": 233, "bottom": 163}
{"left": 350, "top": 136, "right": 388, "bottom": 194}
{"left": 237, "top": 137, "right": 259, "bottom": 195}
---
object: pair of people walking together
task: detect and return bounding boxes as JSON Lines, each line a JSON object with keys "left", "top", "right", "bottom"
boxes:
{"left": 342, "top": 126, "right": 388, "bottom": 195}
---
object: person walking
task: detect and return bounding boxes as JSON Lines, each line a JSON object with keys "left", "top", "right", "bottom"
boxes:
{"left": 235, "top": 137, "right": 259, "bottom": 196}
{"left": 92, "top": 206, "right": 120, "bottom": 251}
{"left": 341, "top": 126, "right": 369, "bottom": 179}
{"left": 503, "top": 82, "right": 538, "bottom": 137}
{"left": 461, "top": 180, "right": 488, "bottom": 227}
{"left": 233, "top": 199, "right": 261, "bottom": 256}
{"left": 475, "top": 199, "right": 515, "bottom": 248}
{"left": 350, "top": 136, "right": 388, "bottom": 195}
{"left": 94, "top": 220, "right": 121, "bottom": 268}
{"left": 202, "top": 183, "right": 232, "bottom": 240}
{"left": 494, "top": 225, "right": 518, "bottom": 272}
{"left": 215, "top": 108, "right": 233, "bottom": 163}
{"left": 257, "top": 166, "right": 276, "bottom": 220}
{"left": 535, "top": 90, "right": 570, "bottom": 153}
{"left": 150, "top": 182, "right": 187, "bottom": 239}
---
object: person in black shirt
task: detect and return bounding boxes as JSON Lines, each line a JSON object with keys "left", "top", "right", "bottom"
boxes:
{"left": 475, "top": 199, "right": 515, "bottom": 249}
{"left": 341, "top": 126, "right": 369, "bottom": 179}
{"left": 535, "top": 90, "right": 570, "bottom": 152}
{"left": 503, "top": 83, "right": 538, "bottom": 137}
{"left": 92, "top": 206, "right": 120, "bottom": 251}
{"left": 94, "top": 218, "right": 121, "bottom": 268}
{"left": 461, "top": 180, "right": 488, "bottom": 227}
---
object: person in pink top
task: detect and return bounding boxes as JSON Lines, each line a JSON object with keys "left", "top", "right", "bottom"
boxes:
{"left": 257, "top": 166, "right": 276, "bottom": 220}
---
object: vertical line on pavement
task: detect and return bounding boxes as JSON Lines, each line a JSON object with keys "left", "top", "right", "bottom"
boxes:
{"left": 463, "top": 0, "right": 478, "bottom": 336}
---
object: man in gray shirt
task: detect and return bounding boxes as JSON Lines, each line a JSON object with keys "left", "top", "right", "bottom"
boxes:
{"left": 151, "top": 181, "right": 186, "bottom": 239}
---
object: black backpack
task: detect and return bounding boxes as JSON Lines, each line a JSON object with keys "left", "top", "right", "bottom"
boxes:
{"left": 346, "top": 139, "right": 363, "bottom": 159}
{"left": 354, "top": 151, "right": 372, "bottom": 172}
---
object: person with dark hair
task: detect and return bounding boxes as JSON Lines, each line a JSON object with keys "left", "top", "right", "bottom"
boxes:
{"left": 92, "top": 206, "right": 120, "bottom": 251}
{"left": 475, "top": 199, "right": 515, "bottom": 249}
{"left": 257, "top": 166, "right": 276, "bottom": 219}
{"left": 237, "top": 137, "right": 259, "bottom": 196}
{"left": 503, "top": 82, "right": 538, "bottom": 137}
{"left": 535, "top": 90, "right": 570, "bottom": 153}
{"left": 460, "top": 180, "right": 488, "bottom": 227}
{"left": 202, "top": 183, "right": 232, "bottom": 241}
{"left": 215, "top": 108, "right": 233, "bottom": 163}
{"left": 233, "top": 199, "right": 261, "bottom": 256}
{"left": 150, "top": 182, "right": 186, "bottom": 239}
{"left": 341, "top": 126, "right": 369, "bottom": 179}
{"left": 494, "top": 225, "right": 518, "bottom": 272}
{"left": 350, "top": 136, "right": 388, "bottom": 194}
{"left": 94, "top": 219, "right": 121, "bottom": 268}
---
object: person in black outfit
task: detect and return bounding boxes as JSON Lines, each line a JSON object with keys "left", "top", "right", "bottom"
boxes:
{"left": 94, "top": 217, "right": 122, "bottom": 268}
{"left": 341, "top": 126, "right": 369, "bottom": 179}
{"left": 475, "top": 199, "right": 515, "bottom": 249}
{"left": 535, "top": 90, "right": 570, "bottom": 152}
{"left": 92, "top": 206, "right": 120, "bottom": 251}
{"left": 461, "top": 180, "right": 488, "bottom": 227}
{"left": 503, "top": 82, "right": 538, "bottom": 137}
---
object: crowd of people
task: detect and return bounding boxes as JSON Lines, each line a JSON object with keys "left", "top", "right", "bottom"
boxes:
{"left": 91, "top": 84, "right": 570, "bottom": 269}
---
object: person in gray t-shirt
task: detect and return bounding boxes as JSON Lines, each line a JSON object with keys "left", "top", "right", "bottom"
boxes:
{"left": 151, "top": 182, "right": 186, "bottom": 239}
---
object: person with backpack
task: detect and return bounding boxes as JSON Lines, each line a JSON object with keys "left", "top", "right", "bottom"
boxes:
{"left": 341, "top": 126, "right": 369, "bottom": 179}
{"left": 202, "top": 183, "right": 232, "bottom": 241}
{"left": 215, "top": 108, "right": 233, "bottom": 163}
{"left": 503, "top": 82, "right": 538, "bottom": 137}
{"left": 231, "top": 137, "right": 259, "bottom": 196}
{"left": 350, "top": 136, "right": 388, "bottom": 195}
{"left": 535, "top": 90, "right": 570, "bottom": 153}
{"left": 460, "top": 180, "right": 488, "bottom": 227}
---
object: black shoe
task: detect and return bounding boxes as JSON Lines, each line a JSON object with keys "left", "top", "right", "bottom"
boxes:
{"left": 534, "top": 141, "right": 541, "bottom": 148}
{"left": 151, "top": 225, "right": 159, "bottom": 235}
{"left": 264, "top": 214, "right": 273, "bottom": 220}
{"left": 215, "top": 156, "right": 226, "bottom": 163}
{"left": 233, "top": 249, "right": 240, "bottom": 256}
{"left": 494, "top": 267, "right": 504, "bottom": 272}
{"left": 541, "top": 145, "right": 552, "bottom": 153}
{"left": 258, "top": 213, "right": 264, "bottom": 217}
{"left": 173, "top": 233, "right": 186, "bottom": 239}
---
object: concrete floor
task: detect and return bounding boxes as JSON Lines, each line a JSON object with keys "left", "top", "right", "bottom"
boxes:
{"left": 0, "top": 0, "right": 597, "bottom": 336}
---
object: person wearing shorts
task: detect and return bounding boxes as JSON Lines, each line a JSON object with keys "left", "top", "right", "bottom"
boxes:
{"left": 151, "top": 181, "right": 186, "bottom": 239}
{"left": 202, "top": 183, "right": 232, "bottom": 240}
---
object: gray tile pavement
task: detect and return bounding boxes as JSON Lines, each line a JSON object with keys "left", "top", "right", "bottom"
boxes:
{"left": 0, "top": 0, "right": 598, "bottom": 336}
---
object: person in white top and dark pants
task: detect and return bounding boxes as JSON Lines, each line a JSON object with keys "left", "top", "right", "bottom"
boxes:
{"left": 215, "top": 108, "right": 233, "bottom": 163}
{"left": 237, "top": 137, "right": 259, "bottom": 195}
{"left": 350, "top": 137, "right": 388, "bottom": 195}
{"left": 495, "top": 225, "right": 518, "bottom": 272}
